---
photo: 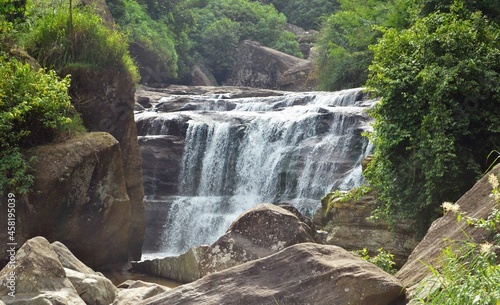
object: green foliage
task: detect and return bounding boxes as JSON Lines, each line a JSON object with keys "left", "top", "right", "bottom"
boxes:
{"left": 0, "top": 56, "right": 78, "bottom": 194}
{"left": 412, "top": 242, "right": 500, "bottom": 305}
{"left": 190, "top": 0, "right": 301, "bottom": 82}
{"left": 112, "top": 0, "right": 178, "bottom": 81}
{"left": 198, "top": 17, "right": 240, "bottom": 81}
{"left": 354, "top": 248, "right": 397, "bottom": 275}
{"left": 321, "top": 185, "right": 372, "bottom": 215}
{"left": 314, "top": 0, "right": 413, "bottom": 90}
{"left": 268, "top": 0, "right": 339, "bottom": 30}
{"left": 22, "top": 3, "right": 139, "bottom": 82}
{"left": 365, "top": 2, "right": 500, "bottom": 228}
{"left": 413, "top": 174, "right": 500, "bottom": 304}
{"left": 0, "top": 0, "right": 27, "bottom": 22}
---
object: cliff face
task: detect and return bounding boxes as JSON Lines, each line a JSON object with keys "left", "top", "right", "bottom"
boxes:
{"left": 0, "top": 132, "right": 132, "bottom": 268}
{"left": 67, "top": 67, "right": 145, "bottom": 261}
{"left": 227, "top": 40, "right": 315, "bottom": 91}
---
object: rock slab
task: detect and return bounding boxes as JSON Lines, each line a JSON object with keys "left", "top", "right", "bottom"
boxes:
{"left": 199, "top": 203, "right": 317, "bottom": 276}
{"left": 396, "top": 164, "right": 500, "bottom": 287}
{"left": 144, "top": 243, "right": 406, "bottom": 305}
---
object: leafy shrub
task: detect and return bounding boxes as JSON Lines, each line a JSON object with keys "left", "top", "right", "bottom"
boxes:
{"left": 365, "top": 2, "right": 500, "bottom": 228}
{"left": 412, "top": 242, "right": 500, "bottom": 305}
{"left": 22, "top": 3, "right": 139, "bottom": 82}
{"left": 411, "top": 168, "right": 500, "bottom": 304}
{"left": 0, "top": 56, "right": 78, "bottom": 194}
{"left": 314, "top": 0, "right": 412, "bottom": 90}
{"left": 113, "top": 0, "right": 178, "bottom": 81}
{"left": 354, "top": 248, "right": 397, "bottom": 275}
{"left": 321, "top": 185, "right": 372, "bottom": 215}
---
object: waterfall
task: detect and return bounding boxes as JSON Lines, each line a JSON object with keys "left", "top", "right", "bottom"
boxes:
{"left": 136, "top": 88, "right": 375, "bottom": 257}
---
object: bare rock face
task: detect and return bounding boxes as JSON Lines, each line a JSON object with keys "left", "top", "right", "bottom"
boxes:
{"left": 0, "top": 237, "right": 117, "bottom": 305}
{"left": 227, "top": 40, "right": 314, "bottom": 91}
{"left": 132, "top": 246, "right": 209, "bottom": 283}
{"left": 144, "top": 243, "right": 407, "bottom": 305}
{"left": 113, "top": 280, "right": 171, "bottom": 305}
{"left": 0, "top": 132, "right": 132, "bottom": 268}
{"left": 67, "top": 67, "right": 145, "bottom": 261}
{"left": 0, "top": 237, "right": 84, "bottom": 304}
{"left": 199, "top": 203, "right": 317, "bottom": 276}
{"left": 317, "top": 191, "right": 419, "bottom": 267}
{"left": 396, "top": 164, "right": 500, "bottom": 287}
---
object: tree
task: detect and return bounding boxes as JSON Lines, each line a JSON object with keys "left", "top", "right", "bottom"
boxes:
{"left": 365, "top": 1, "right": 500, "bottom": 229}
{"left": 314, "top": 0, "right": 413, "bottom": 90}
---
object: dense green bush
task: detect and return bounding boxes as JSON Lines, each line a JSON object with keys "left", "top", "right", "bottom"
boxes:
{"left": 256, "top": 0, "right": 339, "bottom": 30}
{"left": 110, "top": 0, "right": 178, "bottom": 81}
{"left": 22, "top": 3, "right": 138, "bottom": 82}
{"left": 190, "top": 0, "right": 301, "bottom": 82}
{"left": 0, "top": 56, "right": 78, "bottom": 194}
{"left": 314, "top": 0, "right": 412, "bottom": 90}
{"left": 354, "top": 248, "right": 397, "bottom": 275}
{"left": 365, "top": 2, "right": 500, "bottom": 228}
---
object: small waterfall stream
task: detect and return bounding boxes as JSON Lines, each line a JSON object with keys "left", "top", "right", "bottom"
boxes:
{"left": 136, "top": 87, "right": 375, "bottom": 258}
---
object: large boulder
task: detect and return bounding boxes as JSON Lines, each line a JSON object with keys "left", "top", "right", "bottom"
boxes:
{"left": 67, "top": 67, "right": 145, "bottom": 261}
{"left": 132, "top": 246, "right": 209, "bottom": 283}
{"left": 143, "top": 243, "right": 407, "bottom": 305}
{"left": 396, "top": 164, "right": 500, "bottom": 287}
{"left": 0, "top": 237, "right": 117, "bottom": 304}
{"left": 0, "top": 132, "right": 132, "bottom": 268}
{"left": 227, "top": 40, "right": 314, "bottom": 91}
{"left": 0, "top": 237, "right": 116, "bottom": 305}
{"left": 51, "top": 241, "right": 117, "bottom": 305}
{"left": 316, "top": 191, "right": 419, "bottom": 267}
{"left": 199, "top": 203, "right": 317, "bottom": 276}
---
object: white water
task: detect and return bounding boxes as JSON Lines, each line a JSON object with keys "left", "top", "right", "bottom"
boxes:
{"left": 138, "top": 88, "right": 375, "bottom": 257}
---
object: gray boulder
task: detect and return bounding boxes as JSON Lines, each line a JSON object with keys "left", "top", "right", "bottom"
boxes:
{"left": 227, "top": 40, "right": 314, "bottom": 91}
{"left": 0, "top": 237, "right": 85, "bottom": 305}
{"left": 397, "top": 164, "right": 500, "bottom": 287}
{"left": 199, "top": 203, "right": 316, "bottom": 276}
{"left": 144, "top": 243, "right": 406, "bottom": 305}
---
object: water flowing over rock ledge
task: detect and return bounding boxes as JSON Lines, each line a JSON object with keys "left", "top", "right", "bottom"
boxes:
{"left": 135, "top": 86, "right": 376, "bottom": 257}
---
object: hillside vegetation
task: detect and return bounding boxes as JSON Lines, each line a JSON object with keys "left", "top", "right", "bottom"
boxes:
{"left": 1, "top": 0, "right": 499, "bottom": 236}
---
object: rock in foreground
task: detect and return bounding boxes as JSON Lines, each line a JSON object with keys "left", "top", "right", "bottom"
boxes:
{"left": 0, "top": 237, "right": 117, "bottom": 305}
{"left": 199, "top": 203, "right": 317, "bottom": 276}
{"left": 144, "top": 243, "right": 406, "bottom": 305}
{"left": 396, "top": 164, "right": 500, "bottom": 287}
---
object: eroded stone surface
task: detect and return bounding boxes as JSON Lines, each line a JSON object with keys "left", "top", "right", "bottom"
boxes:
{"left": 144, "top": 243, "right": 406, "bottom": 305}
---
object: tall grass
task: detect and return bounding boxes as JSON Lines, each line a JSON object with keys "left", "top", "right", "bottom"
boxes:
{"left": 21, "top": 3, "right": 138, "bottom": 81}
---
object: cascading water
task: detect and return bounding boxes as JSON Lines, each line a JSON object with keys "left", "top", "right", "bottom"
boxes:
{"left": 135, "top": 87, "right": 375, "bottom": 258}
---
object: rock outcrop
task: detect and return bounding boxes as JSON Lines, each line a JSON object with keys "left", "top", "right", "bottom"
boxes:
{"left": 113, "top": 280, "right": 171, "bottom": 305}
{"left": 316, "top": 191, "right": 419, "bottom": 267}
{"left": 0, "top": 132, "right": 132, "bottom": 268}
{"left": 67, "top": 67, "right": 145, "bottom": 261}
{"left": 143, "top": 243, "right": 406, "bottom": 305}
{"left": 227, "top": 40, "right": 314, "bottom": 91}
{"left": 132, "top": 246, "right": 209, "bottom": 283}
{"left": 396, "top": 164, "right": 500, "bottom": 287}
{"left": 199, "top": 203, "right": 317, "bottom": 276}
{"left": 0, "top": 237, "right": 117, "bottom": 305}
